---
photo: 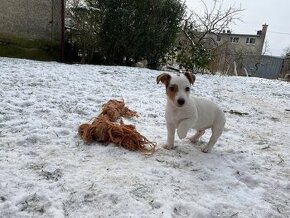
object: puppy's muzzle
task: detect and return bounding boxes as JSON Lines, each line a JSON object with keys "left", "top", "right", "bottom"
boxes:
{"left": 177, "top": 98, "right": 185, "bottom": 106}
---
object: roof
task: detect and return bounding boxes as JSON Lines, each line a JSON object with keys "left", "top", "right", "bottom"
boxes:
{"left": 218, "top": 33, "right": 261, "bottom": 38}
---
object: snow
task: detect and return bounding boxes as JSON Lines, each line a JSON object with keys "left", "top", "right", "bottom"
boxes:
{"left": 0, "top": 57, "right": 289, "bottom": 217}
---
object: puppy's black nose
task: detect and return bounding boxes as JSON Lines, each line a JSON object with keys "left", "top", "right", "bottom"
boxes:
{"left": 177, "top": 98, "right": 185, "bottom": 106}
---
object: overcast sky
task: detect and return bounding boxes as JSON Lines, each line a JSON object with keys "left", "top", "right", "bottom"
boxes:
{"left": 185, "top": 0, "right": 290, "bottom": 56}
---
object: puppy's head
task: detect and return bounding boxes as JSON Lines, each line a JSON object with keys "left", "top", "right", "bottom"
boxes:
{"left": 157, "top": 72, "right": 195, "bottom": 107}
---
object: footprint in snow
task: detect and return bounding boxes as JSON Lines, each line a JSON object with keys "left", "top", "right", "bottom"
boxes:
{"left": 172, "top": 204, "right": 190, "bottom": 217}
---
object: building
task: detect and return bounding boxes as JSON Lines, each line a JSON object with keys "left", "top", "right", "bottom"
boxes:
{"left": 208, "top": 24, "right": 268, "bottom": 76}
{"left": 216, "top": 24, "right": 267, "bottom": 55}
{"left": 0, "top": 0, "right": 64, "bottom": 60}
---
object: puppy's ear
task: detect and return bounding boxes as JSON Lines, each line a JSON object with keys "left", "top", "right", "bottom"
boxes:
{"left": 184, "top": 72, "right": 195, "bottom": 85}
{"left": 157, "top": 73, "right": 171, "bottom": 86}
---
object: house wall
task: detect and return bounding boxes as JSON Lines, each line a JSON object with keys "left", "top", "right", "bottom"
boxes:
{"left": 215, "top": 25, "right": 267, "bottom": 55}
{"left": 208, "top": 25, "right": 268, "bottom": 75}
{"left": 0, "top": 0, "right": 62, "bottom": 42}
{"left": 219, "top": 35, "right": 262, "bottom": 55}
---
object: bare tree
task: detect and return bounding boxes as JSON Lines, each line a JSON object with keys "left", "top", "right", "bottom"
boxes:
{"left": 282, "top": 46, "right": 290, "bottom": 57}
{"left": 176, "top": 0, "right": 244, "bottom": 71}
{"left": 262, "top": 40, "right": 271, "bottom": 56}
{"left": 183, "top": 0, "right": 244, "bottom": 47}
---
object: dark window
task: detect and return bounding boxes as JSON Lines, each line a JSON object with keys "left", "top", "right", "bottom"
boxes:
{"left": 230, "top": 37, "right": 239, "bottom": 43}
{"left": 246, "top": 37, "right": 256, "bottom": 44}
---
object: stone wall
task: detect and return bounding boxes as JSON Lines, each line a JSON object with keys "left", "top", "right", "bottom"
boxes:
{"left": 0, "top": 0, "right": 62, "bottom": 42}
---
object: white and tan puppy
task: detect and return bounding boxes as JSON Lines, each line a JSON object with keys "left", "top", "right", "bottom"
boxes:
{"left": 157, "top": 72, "right": 226, "bottom": 153}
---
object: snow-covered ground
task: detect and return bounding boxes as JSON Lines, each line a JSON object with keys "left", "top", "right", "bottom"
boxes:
{"left": 0, "top": 57, "right": 289, "bottom": 217}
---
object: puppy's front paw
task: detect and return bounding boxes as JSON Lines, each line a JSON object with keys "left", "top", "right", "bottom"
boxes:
{"left": 163, "top": 144, "right": 174, "bottom": 150}
{"left": 177, "top": 129, "right": 187, "bottom": 139}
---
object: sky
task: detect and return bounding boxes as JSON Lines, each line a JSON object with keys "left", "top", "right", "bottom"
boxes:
{"left": 185, "top": 0, "right": 290, "bottom": 56}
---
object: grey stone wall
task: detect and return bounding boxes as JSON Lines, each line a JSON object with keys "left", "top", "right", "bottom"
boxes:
{"left": 0, "top": 0, "right": 62, "bottom": 42}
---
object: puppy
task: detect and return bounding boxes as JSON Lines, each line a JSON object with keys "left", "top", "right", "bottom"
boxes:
{"left": 157, "top": 72, "right": 226, "bottom": 153}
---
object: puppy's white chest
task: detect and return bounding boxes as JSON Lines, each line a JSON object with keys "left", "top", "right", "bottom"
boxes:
{"left": 166, "top": 105, "right": 196, "bottom": 126}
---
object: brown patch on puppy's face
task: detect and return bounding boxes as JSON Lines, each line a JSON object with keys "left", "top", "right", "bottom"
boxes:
{"left": 157, "top": 72, "right": 192, "bottom": 107}
{"left": 157, "top": 73, "right": 178, "bottom": 103}
{"left": 166, "top": 84, "right": 178, "bottom": 103}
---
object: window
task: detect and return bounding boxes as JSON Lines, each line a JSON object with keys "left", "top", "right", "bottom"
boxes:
{"left": 246, "top": 37, "right": 256, "bottom": 44}
{"left": 230, "top": 37, "right": 239, "bottom": 43}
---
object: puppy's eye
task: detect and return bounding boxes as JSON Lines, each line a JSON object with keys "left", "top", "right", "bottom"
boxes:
{"left": 169, "top": 86, "right": 175, "bottom": 92}
{"left": 185, "top": 87, "right": 190, "bottom": 92}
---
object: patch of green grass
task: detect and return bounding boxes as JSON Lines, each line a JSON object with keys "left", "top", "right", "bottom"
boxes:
{"left": 0, "top": 33, "right": 60, "bottom": 61}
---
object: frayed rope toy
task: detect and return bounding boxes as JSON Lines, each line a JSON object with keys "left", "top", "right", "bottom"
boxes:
{"left": 78, "top": 99, "right": 156, "bottom": 154}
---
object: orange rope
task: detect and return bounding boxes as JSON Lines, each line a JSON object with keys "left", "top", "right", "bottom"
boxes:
{"left": 78, "top": 100, "right": 156, "bottom": 154}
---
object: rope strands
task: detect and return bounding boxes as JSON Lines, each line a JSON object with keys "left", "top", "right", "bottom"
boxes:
{"left": 78, "top": 99, "right": 156, "bottom": 154}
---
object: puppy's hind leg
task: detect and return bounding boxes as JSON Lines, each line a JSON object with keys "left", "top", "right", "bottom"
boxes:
{"left": 190, "top": 129, "right": 205, "bottom": 143}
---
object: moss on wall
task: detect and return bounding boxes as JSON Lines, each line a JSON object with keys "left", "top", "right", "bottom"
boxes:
{"left": 0, "top": 33, "right": 60, "bottom": 61}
